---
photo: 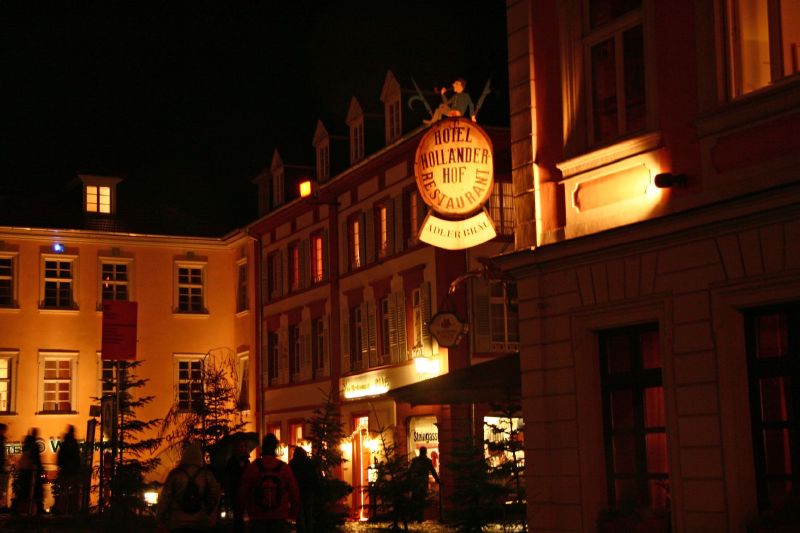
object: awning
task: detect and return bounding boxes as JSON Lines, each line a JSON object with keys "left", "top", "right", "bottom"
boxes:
{"left": 387, "top": 353, "right": 520, "bottom": 406}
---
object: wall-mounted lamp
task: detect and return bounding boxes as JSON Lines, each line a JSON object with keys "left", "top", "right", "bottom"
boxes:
{"left": 299, "top": 179, "right": 314, "bottom": 198}
{"left": 52, "top": 243, "right": 65, "bottom": 253}
{"left": 654, "top": 173, "right": 688, "bottom": 188}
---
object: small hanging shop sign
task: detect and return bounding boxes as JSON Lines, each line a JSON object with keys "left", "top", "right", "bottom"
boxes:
{"left": 414, "top": 117, "right": 497, "bottom": 249}
{"left": 428, "top": 311, "right": 468, "bottom": 348}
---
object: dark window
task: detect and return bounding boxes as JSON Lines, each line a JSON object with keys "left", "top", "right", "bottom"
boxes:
{"left": 312, "top": 317, "right": 326, "bottom": 378}
{"left": 44, "top": 260, "right": 74, "bottom": 309}
{"left": 177, "top": 359, "right": 203, "bottom": 412}
{"left": 350, "top": 306, "right": 363, "bottom": 371}
{"left": 600, "top": 324, "right": 668, "bottom": 509}
{"left": 746, "top": 305, "right": 800, "bottom": 511}
{"left": 268, "top": 330, "right": 280, "bottom": 386}
{"left": 289, "top": 324, "right": 301, "bottom": 382}
{"left": 101, "top": 262, "right": 129, "bottom": 302}
{"left": 177, "top": 266, "right": 204, "bottom": 312}
{"left": 236, "top": 262, "right": 248, "bottom": 312}
{"left": 0, "top": 257, "right": 15, "bottom": 307}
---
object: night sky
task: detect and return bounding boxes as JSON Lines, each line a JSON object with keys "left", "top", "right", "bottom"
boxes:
{"left": 1, "top": 1, "right": 508, "bottom": 233}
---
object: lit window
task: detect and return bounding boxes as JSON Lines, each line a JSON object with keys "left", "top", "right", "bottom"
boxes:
{"left": 176, "top": 358, "right": 203, "bottom": 412}
{"left": 311, "top": 234, "right": 325, "bottom": 284}
{"left": 289, "top": 422, "right": 304, "bottom": 448}
{"left": 236, "top": 259, "right": 248, "bottom": 312}
{"left": 586, "top": 0, "right": 646, "bottom": 145}
{"left": 176, "top": 263, "right": 205, "bottom": 313}
{"left": 728, "top": 0, "right": 800, "bottom": 97}
{"left": 39, "top": 352, "right": 78, "bottom": 413}
{"left": 489, "top": 182, "right": 515, "bottom": 235}
{"left": 289, "top": 324, "right": 301, "bottom": 383}
{"left": 377, "top": 205, "right": 389, "bottom": 257}
{"left": 0, "top": 254, "right": 17, "bottom": 307}
{"left": 600, "top": 324, "right": 668, "bottom": 510}
{"left": 86, "top": 185, "right": 111, "bottom": 214}
{"left": 0, "top": 352, "right": 17, "bottom": 413}
{"left": 745, "top": 305, "right": 800, "bottom": 510}
{"left": 489, "top": 281, "right": 520, "bottom": 351}
{"left": 101, "top": 261, "right": 129, "bottom": 302}
{"left": 350, "top": 217, "right": 362, "bottom": 269}
{"left": 42, "top": 256, "right": 76, "bottom": 309}
{"left": 404, "top": 189, "right": 423, "bottom": 246}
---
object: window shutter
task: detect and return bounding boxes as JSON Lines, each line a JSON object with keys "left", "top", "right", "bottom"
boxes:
{"left": 300, "top": 320, "right": 312, "bottom": 381}
{"left": 363, "top": 211, "right": 374, "bottom": 265}
{"left": 278, "top": 326, "right": 289, "bottom": 384}
{"left": 261, "top": 248, "right": 270, "bottom": 302}
{"left": 420, "top": 281, "right": 432, "bottom": 353}
{"left": 300, "top": 240, "right": 310, "bottom": 289}
{"left": 358, "top": 301, "right": 369, "bottom": 370}
{"left": 341, "top": 306, "right": 350, "bottom": 373}
{"left": 385, "top": 201, "right": 395, "bottom": 256}
{"left": 277, "top": 249, "right": 286, "bottom": 297}
{"left": 395, "top": 291, "right": 408, "bottom": 362}
{"left": 322, "top": 229, "right": 330, "bottom": 281}
{"left": 322, "top": 316, "right": 330, "bottom": 377}
{"left": 367, "top": 300, "right": 377, "bottom": 367}
{"left": 341, "top": 220, "right": 349, "bottom": 273}
{"left": 394, "top": 195, "right": 405, "bottom": 253}
{"left": 472, "top": 278, "right": 491, "bottom": 353}
{"left": 388, "top": 293, "right": 399, "bottom": 364}
{"left": 416, "top": 196, "right": 427, "bottom": 240}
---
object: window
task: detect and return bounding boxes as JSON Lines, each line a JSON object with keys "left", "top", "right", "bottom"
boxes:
{"left": 312, "top": 317, "right": 327, "bottom": 378}
{"left": 599, "top": 324, "right": 668, "bottom": 509}
{"left": 86, "top": 185, "right": 111, "bottom": 214}
{"left": 39, "top": 352, "right": 78, "bottom": 413}
{"left": 350, "top": 216, "right": 363, "bottom": 269}
{"left": 585, "top": 0, "right": 646, "bottom": 145}
{"left": 267, "top": 330, "right": 280, "bottom": 386}
{"left": 317, "top": 143, "right": 330, "bottom": 181}
{"left": 98, "top": 358, "right": 117, "bottom": 397}
{"left": 289, "top": 324, "right": 301, "bottom": 383}
{"left": 236, "top": 259, "right": 248, "bottom": 312}
{"left": 267, "top": 251, "right": 283, "bottom": 300}
{"left": 490, "top": 281, "right": 520, "bottom": 351}
{"left": 380, "top": 296, "right": 391, "bottom": 364}
{"left": 0, "top": 254, "right": 17, "bottom": 307}
{"left": 273, "top": 171, "right": 284, "bottom": 207}
{"left": 289, "top": 242, "right": 301, "bottom": 292}
{"left": 0, "top": 351, "right": 17, "bottom": 413}
{"left": 376, "top": 205, "right": 389, "bottom": 258}
{"left": 745, "top": 305, "right": 800, "bottom": 511}
{"left": 42, "top": 255, "right": 76, "bottom": 309}
{"left": 100, "top": 261, "right": 130, "bottom": 302}
{"left": 489, "top": 181, "right": 515, "bottom": 235}
{"left": 404, "top": 189, "right": 424, "bottom": 246}
{"left": 350, "top": 306, "right": 364, "bottom": 371}
{"left": 237, "top": 355, "right": 250, "bottom": 411}
{"left": 728, "top": 0, "right": 800, "bottom": 97}
{"left": 176, "top": 263, "right": 206, "bottom": 313}
{"left": 176, "top": 357, "right": 203, "bottom": 412}
{"left": 388, "top": 99, "right": 402, "bottom": 142}
{"left": 311, "top": 233, "right": 325, "bottom": 284}
{"left": 351, "top": 122, "right": 364, "bottom": 163}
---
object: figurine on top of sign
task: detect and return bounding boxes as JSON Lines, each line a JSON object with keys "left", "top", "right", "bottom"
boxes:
{"left": 411, "top": 77, "right": 491, "bottom": 126}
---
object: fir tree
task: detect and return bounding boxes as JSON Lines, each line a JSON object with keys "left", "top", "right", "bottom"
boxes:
{"left": 305, "top": 389, "right": 352, "bottom": 531}
{"left": 369, "top": 423, "right": 410, "bottom": 531}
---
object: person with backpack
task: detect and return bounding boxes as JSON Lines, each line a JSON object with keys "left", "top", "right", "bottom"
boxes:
{"left": 237, "top": 433, "right": 299, "bottom": 533}
{"left": 156, "top": 441, "right": 221, "bottom": 532}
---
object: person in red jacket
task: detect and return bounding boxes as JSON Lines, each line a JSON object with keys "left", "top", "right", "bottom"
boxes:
{"left": 237, "top": 434, "right": 299, "bottom": 532}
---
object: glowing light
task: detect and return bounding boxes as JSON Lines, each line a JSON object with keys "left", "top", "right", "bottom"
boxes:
{"left": 52, "top": 243, "right": 64, "bottom": 253}
{"left": 339, "top": 441, "right": 351, "bottom": 454}
{"left": 143, "top": 491, "right": 159, "bottom": 505}
{"left": 414, "top": 356, "right": 440, "bottom": 375}
{"left": 343, "top": 376, "right": 390, "bottom": 399}
{"left": 365, "top": 438, "right": 380, "bottom": 453}
{"left": 299, "top": 180, "right": 313, "bottom": 198}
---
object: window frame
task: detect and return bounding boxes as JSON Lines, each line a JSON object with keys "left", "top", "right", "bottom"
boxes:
{"left": 0, "top": 252, "right": 19, "bottom": 308}
{"left": 488, "top": 180, "right": 515, "bottom": 236}
{"left": 98, "top": 257, "right": 133, "bottom": 305}
{"left": 288, "top": 241, "right": 301, "bottom": 292}
{"left": 174, "top": 354, "right": 204, "bottom": 413}
{"left": 97, "top": 354, "right": 118, "bottom": 399}
{"left": 86, "top": 184, "right": 112, "bottom": 214}
{"left": 310, "top": 232, "right": 325, "bottom": 284}
{"left": 375, "top": 203, "right": 389, "bottom": 259}
{"left": 348, "top": 214, "right": 364, "bottom": 270}
{"left": 237, "top": 353, "right": 250, "bottom": 412}
{"left": 267, "top": 329, "right": 280, "bottom": 386}
{"left": 40, "top": 253, "right": 78, "bottom": 311}
{"left": 236, "top": 257, "right": 249, "bottom": 313}
{"left": 317, "top": 142, "right": 330, "bottom": 182}
{"left": 489, "top": 281, "right": 520, "bottom": 351}
{"left": 38, "top": 350, "right": 79, "bottom": 414}
{"left": 174, "top": 260, "right": 207, "bottom": 314}
{"left": 289, "top": 323, "right": 302, "bottom": 383}
{"left": 312, "top": 316, "right": 327, "bottom": 378}
{"left": 0, "top": 350, "right": 19, "bottom": 414}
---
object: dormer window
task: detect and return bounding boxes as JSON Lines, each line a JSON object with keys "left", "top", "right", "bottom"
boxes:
{"left": 79, "top": 175, "right": 121, "bottom": 216}
{"left": 273, "top": 171, "right": 285, "bottom": 207}
{"left": 269, "top": 149, "right": 286, "bottom": 209}
{"left": 346, "top": 97, "right": 365, "bottom": 165}
{"left": 380, "top": 70, "right": 402, "bottom": 144}
{"left": 313, "top": 120, "right": 331, "bottom": 182}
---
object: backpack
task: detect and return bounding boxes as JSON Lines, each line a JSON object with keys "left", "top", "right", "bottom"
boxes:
{"left": 254, "top": 460, "right": 284, "bottom": 511}
{"left": 177, "top": 466, "right": 205, "bottom": 514}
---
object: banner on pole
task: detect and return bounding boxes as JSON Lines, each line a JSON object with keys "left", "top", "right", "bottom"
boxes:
{"left": 101, "top": 300, "right": 138, "bottom": 361}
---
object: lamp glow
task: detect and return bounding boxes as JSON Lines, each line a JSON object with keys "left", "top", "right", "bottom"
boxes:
{"left": 299, "top": 180, "right": 313, "bottom": 198}
{"left": 52, "top": 243, "right": 64, "bottom": 253}
{"left": 144, "top": 491, "right": 159, "bottom": 505}
{"left": 414, "top": 356, "right": 440, "bottom": 375}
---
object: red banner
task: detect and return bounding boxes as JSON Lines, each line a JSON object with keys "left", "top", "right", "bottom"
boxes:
{"left": 101, "top": 300, "right": 138, "bottom": 361}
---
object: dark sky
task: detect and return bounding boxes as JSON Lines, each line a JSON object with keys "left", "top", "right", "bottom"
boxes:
{"left": 1, "top": 1, "right": 508, "bottom": 232}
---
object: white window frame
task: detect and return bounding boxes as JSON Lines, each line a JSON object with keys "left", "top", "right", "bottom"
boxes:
{"left": 489, "top": 281, "right": 520, "bottom": 352}
{"left": 98, "top": 256, "right": 133, "bottom": 305}
{"left": 38, "top": 350, "right": 79, "bottom": 414}
{"left": 0, "top": 350, "right": 19, "bottom": 414}
{"left": 174, "top": 354, "right": 204, "bottom": 412}
{"left": 174, "top": 260, "right": 207, "bottom": 314}
{"left": 96, "top": 353, "right": 118, "bottom": 399}
{"left": 40, "top": 254, "right": 78, "bottom": 311}
{"left": 236, "top": 257, "right": 249, "bottom": 313}
{"left": 0, "top": 251, "right": 19, "bottom": 308}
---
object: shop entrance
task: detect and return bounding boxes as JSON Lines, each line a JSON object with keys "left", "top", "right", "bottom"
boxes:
{"left": 350, "top": 415, "right": 373, "bottom": 520}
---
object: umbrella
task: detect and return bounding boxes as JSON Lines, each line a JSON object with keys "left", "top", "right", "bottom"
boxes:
{"left": 208, "top": 432, "right": 259, "bottom": 481}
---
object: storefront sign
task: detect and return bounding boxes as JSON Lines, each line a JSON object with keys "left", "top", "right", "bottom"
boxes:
{"left": 343, "top": 375, "right": 390, "bottom": 399}
{"left": 428, "top": 311, "right": 468, "bottom": 348}
{"left": 414, "top": 118, "right": 497, "bottom": 249}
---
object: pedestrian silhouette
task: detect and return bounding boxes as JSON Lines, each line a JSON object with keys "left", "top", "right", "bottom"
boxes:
{"left": 289, "top": 446, "right": 319, "bottom": 533}
{"left": 55, "top": 425, "right": 81, "bottom": 514}
{"left": 224, "top": 440, "right": 250, "bottom": 533}
{"left": 407, "top": 447, "right": 440, "bottom": 522}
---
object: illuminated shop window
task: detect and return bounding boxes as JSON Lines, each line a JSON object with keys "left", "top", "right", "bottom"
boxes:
{"left": 176, "top": 357, "right": 203, "bottom": 412}
{"left": 484, "top": 415, "right": 525, "bottom": 468}
{"left": 39, "top": 352, "right": 78, "bottom": 413}
{"left": 101, "top": 261, "right": 130, "bottom": 302}
{"left": 600, "top": 324, "right": 668, "bottom": 510}
{"left": 86, "top": 185, "right": 111, "bottom": 214}
{"left": 42, "top": 256, "right": 77, "bottom": 309}
{"left": 745, "top": 305, "right": 800, "bottom": 511}
{"left": 0, "top": 254, "right": 18, "bottom": 307}
{"left": 728, "top": 0, "right": 800, "bottom": 97}
{"left": 175, "top": 263, "right": 206, "bottom": 313}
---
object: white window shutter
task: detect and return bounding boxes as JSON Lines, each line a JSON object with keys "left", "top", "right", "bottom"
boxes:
{"left": 341, "top": 306, "right": 350, "bottom": 373}
{"left": 364, "top": 211, "right": 374, "bottom": 265}
{"left": 395, "top": 291, "right": 408, "bottom": 362}
{"left": 322, "top": 316, "right": 330, "bottom": 377}
{"left": 367, "top": 300, "right": 377, "bottom": 367}
{"left": 300, "top": 320, "right": 312, "bottom": 381}
{"left": 393, "top": 195, "right": 404, "bottom": 253}
{"left": 420, "top": 281, "right": 432, "bottom": 353}
{"left": 385, "top": 201, "right": 395, "bottom": 256}
{"left": 472, "top": 278, "right": 492, "bottom": 353}
{"left": 278, "top": 326, "right": 289, "bottom": 385}
{"left": 388, "top": 293, "right": 399, "bottom": 363}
